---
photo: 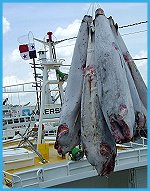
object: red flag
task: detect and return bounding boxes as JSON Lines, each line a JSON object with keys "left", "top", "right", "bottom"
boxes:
{"left": 19, "top": 44, "right": 29, "bottom": 53}
{"left": 19, "top": 44, "right": 30, "bottom": 60}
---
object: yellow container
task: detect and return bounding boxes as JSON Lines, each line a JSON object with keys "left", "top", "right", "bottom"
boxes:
{"left": 37, "top": 143, "right": 49, "bottom": 161}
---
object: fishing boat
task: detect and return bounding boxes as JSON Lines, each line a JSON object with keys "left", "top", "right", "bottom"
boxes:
{"left": 2, "top": 8, "right": 147, "bottom": 188}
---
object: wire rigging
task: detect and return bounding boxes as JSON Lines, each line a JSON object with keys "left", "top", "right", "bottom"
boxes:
{"left": 122, "top": 30, "right": 147, "bottom": 36}
{"left": 56, "top": 28, "right": 147, "bottom": 49}
{"left": 55, "top": 20, "right": 147, "bottom": 49}
{"left": 119, "top": 21, "right": 147, "bottom": 29}
{"left": 133, "top": 58, "right": 147, "bottom": 61}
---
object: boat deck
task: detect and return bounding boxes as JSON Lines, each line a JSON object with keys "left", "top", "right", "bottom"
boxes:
{"left": 3, "top": 137, "right": 147, "bottom": 188}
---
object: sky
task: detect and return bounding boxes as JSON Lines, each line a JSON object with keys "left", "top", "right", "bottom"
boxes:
{"left": 3, "top": 2, "right": 147, "bottom": 105}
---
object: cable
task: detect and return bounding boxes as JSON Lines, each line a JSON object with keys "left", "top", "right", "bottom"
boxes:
{"left": 55, "top": 21, "right": 147, "bottom": 46}
{"left": 55, "top": 30, "right": 147, "bottom": 48}
{"left": 133, "top": 58, "right": 147, "bottom": 61}
{"left": 54, "top": 36, "right": 77, "bottom": 45}
{"left": 122, "top": 30, "right": 147, "bottom": 36}
{"left": 119, "top": 21, "right": 147, "bottom": 29}
{"left": 87, "top": 3, "right": 92, "bottom": 15}
{"left": 56, "top": 43, "right": 75, "bottom": 48}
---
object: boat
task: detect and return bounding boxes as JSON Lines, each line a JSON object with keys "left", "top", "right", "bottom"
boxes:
{"left": 2, "top": 8, "right": 147, "bottom": 188}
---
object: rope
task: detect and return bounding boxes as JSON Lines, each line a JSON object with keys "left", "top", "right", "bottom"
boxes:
{"left": 86, "top": 3, "right": 93, "bottom": 15}
{"left": 87, "top": 3, "right": 101, "bottom": 19}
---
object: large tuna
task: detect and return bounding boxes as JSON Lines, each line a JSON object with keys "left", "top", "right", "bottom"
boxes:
{"left": 81, "top": 29, "right": 117, "bottom": 176}
{"left": 54, "top": 15, "right": 92, "bottom": 154}
{"left": 124, "top": 60, "right": 147, "bottom": 129}
{"left": 95, "top": 8, "right": 135, "bottom": 143}
{"left": 108, "top": 17, "right": 147, "bottom": 109}
{"left": 108, "top": 16, "right": 147, "bottom": 138}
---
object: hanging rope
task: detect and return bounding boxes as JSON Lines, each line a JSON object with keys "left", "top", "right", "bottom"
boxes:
{"left": 86, "top": 3, "right": 93, "bottom": 15}
{"left": 86, "top": 3, "right": 101, "bottom": 19}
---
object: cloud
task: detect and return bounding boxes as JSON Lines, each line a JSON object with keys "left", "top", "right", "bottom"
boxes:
{"left": 3, "top": 47, "right": 35, "bottom": 81}
{"left": 54, "top": 19, "right": 81, "bottom": 73}
{"left": 6, "top": 48, "right": 31, "bottom": 65}
{"left": 9, "top": 48, "right": 21, "bottom": 63}
{"left": 55, "top": 41, "right": 75, "bottom": 68}
{"left": 3, "top": 17, "right": 10, "bottom": 34}
{"left": 55, "top": 19, "right": 81, "bottom": 40}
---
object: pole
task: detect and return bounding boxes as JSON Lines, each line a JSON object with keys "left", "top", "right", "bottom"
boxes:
{"left": 37, "top": 66, "right": 47, "bottom": 144}
{"left": 52, "top": 44, "right": 64, "bottom": 105}
{"left": 32, "top": 58, "right": 40, "bottom": 113}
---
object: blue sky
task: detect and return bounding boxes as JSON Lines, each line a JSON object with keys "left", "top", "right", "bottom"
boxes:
{"left": 3, "top": 2, "right": 147, "bottom": 105}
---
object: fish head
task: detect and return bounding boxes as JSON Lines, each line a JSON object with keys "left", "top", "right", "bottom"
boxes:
{"left": 96, "top": 153, "right": 116, "bottom": 176}
{"left": 82, "top": 15, "right": 93, "bottom": 25}
{"left": 54, "top": 123, "right": 69, "bottom": 154}
{"left": 54, "top": 123, "right": 80, "bottom": 154}
{"left": 96, "top": 142, "right": 117, "bottom": 176}
{"left": 95, "top": 8, "right": 105, "bottom": 17}
{"left": 83, "top": 140, "right": 117, "bottom": 176}
{"left": 109, "top": 104, "right": 133, "bottom": 143}
{"left": 135, "top": 112, "right": 146, "bottom": 129}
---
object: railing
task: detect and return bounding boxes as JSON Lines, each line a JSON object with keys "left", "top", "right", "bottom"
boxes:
{"left": 3, "top": 81, "right": 42, "bottom": 94}
{"left": 37, "top": 168, "right": 45, "bottom": 183}
{"left": 39, "top": 58, "right": 65, "bottom": 65}
{"left": 3, "top": 171, "right": 23, "bottom": 188}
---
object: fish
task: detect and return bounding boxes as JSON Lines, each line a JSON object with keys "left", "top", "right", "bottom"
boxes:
{"left": 95, "top": 8, "right": 135, "bottom": 143}
{"left": 108, "top": 17, "right": 147, "bottom": 109}
{"left": 108, "top": 16, "right": 147, "bottom": 139}
{"left": 54, "top": 111, "right": 81, "bottom": 154}
{"left": 124, "top": 56, "right": 147, "bottom": 134}
{"left": 124, "top": 60, "right": 147, "bottom": 135}
{"left": 54, "top": 15, "right": 92, "bottom": 154}
{"left": 81, "top": 27, "right": 117, "bottom": 176}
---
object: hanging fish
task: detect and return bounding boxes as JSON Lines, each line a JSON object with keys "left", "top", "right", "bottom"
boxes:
{"left": 123, "top": 56, "right": 147, "bottom": 138}
{"left": 108, "top": 17, "right": 147, "bottom": 109}
{"left": 124, "top": 60, "right": 147, "bottom": 135}
{"left": 108, "top": 16, "right": 147, "bottom": 139}
{"left": 81, "top": 28, "right": 117, "bottom": 176}
{"left": 95, "top": 8, "right": 135, "bottom": 144}
{"left": 54, "top": 15, "right": 92, "bottom": 154}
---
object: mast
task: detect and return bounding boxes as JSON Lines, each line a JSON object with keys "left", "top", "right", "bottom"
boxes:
{"left": 35, "top": 32, "right": 65, "bottom": 144}
{"left": 50, "top": 34, "right": 65, "bottom": 105}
